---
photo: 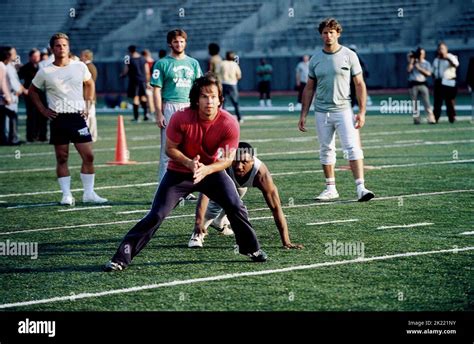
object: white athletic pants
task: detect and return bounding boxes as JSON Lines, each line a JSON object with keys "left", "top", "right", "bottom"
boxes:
{"left": 315, "top": 108, "right": 364, "bottom": 165}
{"left": 158, "top": 102, "right": 189, "bottom": 182}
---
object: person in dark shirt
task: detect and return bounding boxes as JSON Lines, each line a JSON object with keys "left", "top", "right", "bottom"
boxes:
{"left": 20, "top": 48, "right": 46, "bottom": 142}
{"left": 120, "top": 45, "right": 150, "bottom": 121}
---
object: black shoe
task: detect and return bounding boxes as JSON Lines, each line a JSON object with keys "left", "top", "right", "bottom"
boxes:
{"left": 248, "top": 249, "right": 268, "bottom": 262}
{"left": 104, "top": 261, "right": 126, "bottom": 272}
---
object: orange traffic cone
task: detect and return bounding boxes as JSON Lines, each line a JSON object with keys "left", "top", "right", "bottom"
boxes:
{"left": 107, "top": 115, "right": 137, "bottom": 165}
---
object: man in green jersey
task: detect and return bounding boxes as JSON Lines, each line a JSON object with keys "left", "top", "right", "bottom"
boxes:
{"left": 151, "top": 29, "right": 202, "bottom": 182}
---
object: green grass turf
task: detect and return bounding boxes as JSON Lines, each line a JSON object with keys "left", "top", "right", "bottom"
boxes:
{"left": 0, "top": 95, "right": 473, "bottom": 311}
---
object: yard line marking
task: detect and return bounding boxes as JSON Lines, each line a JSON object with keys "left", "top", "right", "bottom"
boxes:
{"left": 1, "top": 127, "right": 473, "bottom": 160}
{"left": 2, "top": 189, "right": 472, "bottom": 236}
{"left": 377, "top": 222, "right": 434, "bottom": 230}
{"left": 1, "top": 182, "right": 157, "bottom": 199}
{"left": 58, "top": 205, "right": 112, "bottom": 212}
{"left": 1, "top": 139, "right": 472, "bottom": 175}
{"left": 460, "top": 231, "right": 474, "bottom": 235}
{"left": 7, "top": 202, "right": 58, "bottom": 209}
{"left": 249, "top": 216, "right": 282, "bottom": 221}
{"left": 117, "top": 210, "right": 149, "bottom": 215}
{"left": 307, "top": 219, "right": 359, "bottom": 226}
{"left": 0, "top": 246, "right": 472, "bottom": 310}
{"left": 0, "top": 161, "right": 159, "bottom": 174}
{"left": 1, "top": 158, "right": 472, "bottom": 200}
{"left": 271, "top": 159, "right": 474, "bottom": 176}
{"left": 257, "top": 140, "right": 474, "bottom": 157}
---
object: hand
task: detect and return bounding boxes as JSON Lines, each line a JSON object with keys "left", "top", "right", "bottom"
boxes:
{"left": 298, "top": 116, "right": 307, "bottom": 132}
{"left": 354, "top": 112, "right": 366, "bottom": 129}
{"left": 4, "top": 96, "right": 12, "bottom": 105}
{"left": 156, "top": 113, "right": 166, "bottom": 128}
{"left": 193, "top": 163, "right": 210, "bottom": 184}
{"left": 41, "top": 108, "right": 58, "bottom": 119}
{"left": 283, "top": 242, "right": 304, "bottom": 250}
{"left": 193, "top": 224, "right": 208, "bottom": 236}
{"left": 81, "top": 109, "right": 89, "bottom": 120}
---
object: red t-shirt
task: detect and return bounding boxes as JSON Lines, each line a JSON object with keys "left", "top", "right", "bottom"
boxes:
{"left": 166, "top": 107, "right": 240, "bottom": 173}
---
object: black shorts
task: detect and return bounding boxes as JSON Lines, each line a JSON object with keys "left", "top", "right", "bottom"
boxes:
{"left": 127, "top": 81, "right": 147, "bottom": 98}
{"left": 49, "top": 112, "right": 92, "bottom": 145}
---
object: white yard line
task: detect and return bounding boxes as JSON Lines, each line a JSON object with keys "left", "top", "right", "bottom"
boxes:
{"left": 1, "top": 156, "right": 471, "bottom": 204}
{"left": 377, "top": 222, "right": 434, "bottom": 230}
{"left": 0, "top": 161, "right": 159, "bottom": 174}
{"left": 307, "top": 219, "right": 360, "bottom": 226}
{"left": 7, "top": 202, "right": 59, "bottom": 209}
{"left": 1, "top": 189, "right": 472, "bottom": 236}
{"left": 0, "top": 246, "right": 472, "bottom": 310}
{"left": 249, "top": 216, "right": 281, "bottom": 221}
{"left": 1, "top": 137, "right": 472, "bottom": 175}
{"left": 459, "top": 231, "right": 474, "bottom": 235}
{"left": 58, "top": 205, "right": 112, "bottom": 212}
{"left": 270, "top": 159, "right": 474, "bottom": 176}
{"left": 0, "top": 126, "right": 472, "bottom": 159}
{"left": 1, "top": 182, "right": 157, "bottom": 199}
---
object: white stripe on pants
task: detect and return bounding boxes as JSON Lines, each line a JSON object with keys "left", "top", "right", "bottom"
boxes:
{"left": 315, "top": 108, "right": 363, "bottom": 165}
{"left": 158, "top": 102, "right": 189, "bottom": 182}
{"left": 86, "top": 104, "right": 97, "bottom": 142}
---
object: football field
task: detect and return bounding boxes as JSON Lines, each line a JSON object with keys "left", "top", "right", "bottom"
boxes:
{"left": 1, "top": 95, "right": 473, "bottom": 311}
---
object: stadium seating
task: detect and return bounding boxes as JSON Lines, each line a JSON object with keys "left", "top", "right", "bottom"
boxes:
{"left": 1, "top": 0, "right": 472, "bottom": 60}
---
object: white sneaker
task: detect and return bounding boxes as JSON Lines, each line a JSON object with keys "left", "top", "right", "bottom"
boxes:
{"left": 266, "top": 100, "right": 272, "bottom": 107}
{"left": 185, "top": 193, "right": 198, "bottom": 201}
{"left": 60, "top": 194, "right": 75, "bottom": 206}
{"left": 357, "top": 187, "right": 375, "bottom": 202}
{"left": 259, "top": 100, "right": 265, "bottom": 107}
{"left": 315, "top": 189, "right": 339, "bottom": 201}
{"left": 83, "top": 191, "right": 108, "bottom": 204}
{"left": 188, "top": 232, "right": 205, "bottom": 248}
{"left": 210, "top": 222, "right": 234, "bottom": 236}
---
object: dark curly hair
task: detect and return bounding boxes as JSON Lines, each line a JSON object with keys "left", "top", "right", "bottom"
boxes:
{"left": 189, "top": 72, "right": 224, "bottom": 110}
{"left": 318, "top": 18, "right": 342, "bottom": 34}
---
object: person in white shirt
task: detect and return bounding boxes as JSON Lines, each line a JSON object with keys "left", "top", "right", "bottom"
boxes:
{"left": 432, "top": 42, "right": 459, "bottom": 123}
{"left": 218, "top": 51, "right": 242, "bottom": 122}
{"left": 0, "top": 47, "right": 13, "bottom": 145}
{"left": 28, "top": 33, "right": 107, "bottom": 206}
{"left": 4, "top": 47, "right": 25, "bottom": 145}
{"left": 295, "top": 55, "right": 309, "bottom": 108}
{"left": 407, "top": 47, "right": 435, "bottom": 124}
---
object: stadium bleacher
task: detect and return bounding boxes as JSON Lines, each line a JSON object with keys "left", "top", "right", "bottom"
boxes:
{"left": 0, "top": 0, "right": 472, "bottom": 90}
{"left": 1, "top": 0, "right": 472, "bottom": 59}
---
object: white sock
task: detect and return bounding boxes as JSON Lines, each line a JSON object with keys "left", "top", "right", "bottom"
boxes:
{"left": 80, "top": 173, "right": 95, "bottom": 195}
{"left": 355, "top": 178, "right": 365, "bottom": 190}
{"left": 58, "top": 176, "right": 72, "bottom": 196}
{"left": 326, "top": 178, "right": 336, "bottom": 192}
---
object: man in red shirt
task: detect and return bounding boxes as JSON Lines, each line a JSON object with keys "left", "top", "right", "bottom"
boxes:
{"left": 105, "top": 73, "right": 267, "bottom": 271}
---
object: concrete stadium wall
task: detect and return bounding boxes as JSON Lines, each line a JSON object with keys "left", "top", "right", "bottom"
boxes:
{"left": 94, "top": 49, "right": 474, "bottom": 94}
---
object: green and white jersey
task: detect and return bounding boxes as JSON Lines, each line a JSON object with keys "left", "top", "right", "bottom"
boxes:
{"left": 150, "top": 55, "right": 202, "bottom": 103}
{"left": 308, "top": 46, "right": 362, "bottom": 113}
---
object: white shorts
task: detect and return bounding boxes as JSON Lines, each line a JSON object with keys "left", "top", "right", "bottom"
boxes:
{"left": 315, "top": 108, "right": 363, "bottom": 165}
